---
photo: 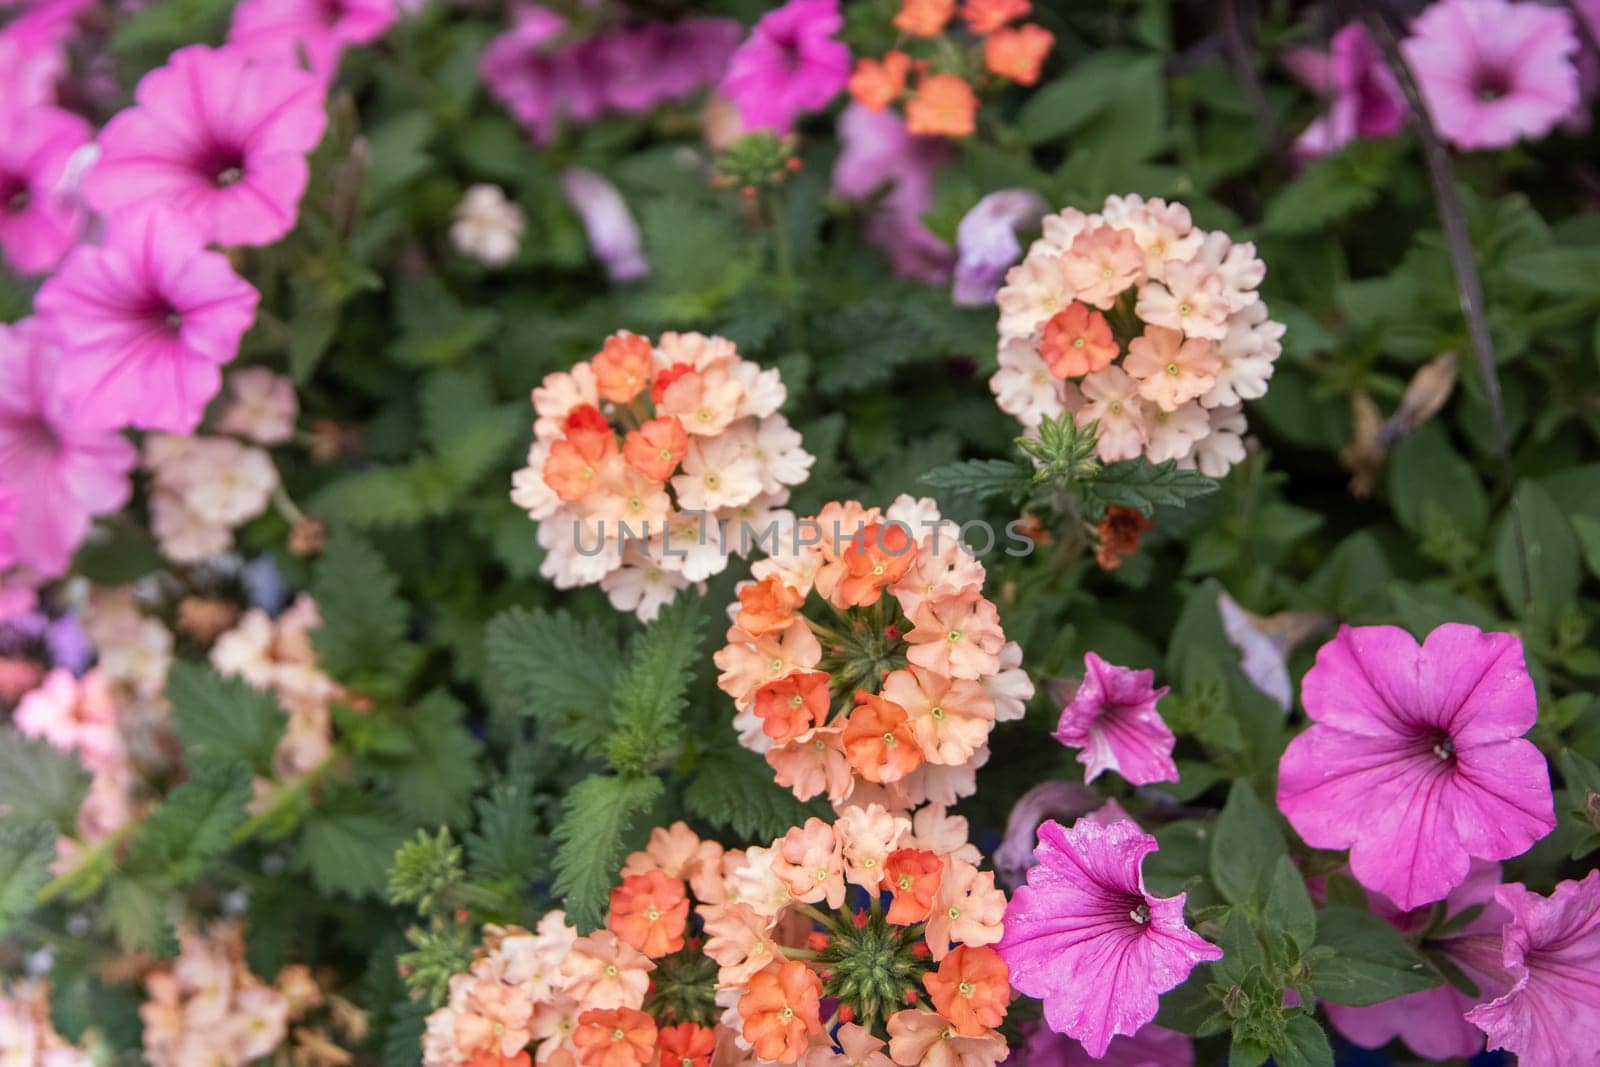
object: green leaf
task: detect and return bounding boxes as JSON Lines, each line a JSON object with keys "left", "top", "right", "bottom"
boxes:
{"left": 484, "top": 607, "right": 621, "bottom": 756}
{"left": 1571, "top": 514, "right": 1600, "bottom": 581}
{"left": 125, "top": 764, "right": 250, "bottom": 883}
{"left": 1081, "top": 460, "right": 1220, "bottom": 518}
{"left": 311, "top": 534, "right": 416, "bottom": 685}
{"left": 1276, "top": 1014, "right": 1334, "bottom": 1067}
{"left": 1310, "top": 907, "right": 1441, "bottom": 1006}
{"left": 1494, "top": 480, "right": 1580, "bottom": 631}
{"left": 551, "top": 774, "right": 663, "bottom": 932}
{"left": 296, "top": 786, "right": 412, "bottom": 899}
{"left": 1500, "top": 247, "right": 1600, "bottom": 296}
{"left": 920, "top": 459, "right": 1035, "bottom": 506}
{"left": 0, "top": 823, "right": 56, "bottom": 936}
{"left": 1387, "top": 424, "right": 1488, "bottom": 539}
{"left": 607, "top": 600, "right": 706, "bottom": 773}
{"left": 685, "top": 748, "right": 827, "bottom": 842}
{"left": 1262, "top": 140, "right": 1403, "bottom": 235}
{"left": 0, "top": 728, "right": 91, "bottom": 833}
{"left": 466, "top": 780, "right": 548, "bottom": 887}
{"left": 1018, "top": 50, "right": 1166, "bottom": 159}
{"left": 372, "top": 691, "right": 485, "bottom": 827}
{"left": 166, "top": 663, "right": 286, "bottom": 777}
{"left": 1210, "top": 781, "right": 1287, "bottom": 909}
{"left": 100, "top": 877, "right": 175, "bottom": 954}
{"left": 1263, "top": 855, "right": 1317, "bottom": 954}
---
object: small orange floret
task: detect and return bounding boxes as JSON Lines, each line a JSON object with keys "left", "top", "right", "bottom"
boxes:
{"left": 1040, "top": 303, "right": 1118, "bottom": 378}
{"left": 736, "top": 575, "right": 805, "bottom": 637}
{"left": 984, "top": 23, "right": 1054, "bottom": 85}
{"left": 593, "top": 331, "right": 656, "bottom": 404}
{"left": 893, "top": 0, "right": 954, "bottom": 36}
{"left": 923, "top": 944, "right": 1011, "bottom": 1035}
{"left": 836, "top": 522, "right": 918, "bottom": 608}
{"left": 650, "top": 362, "right": 695, "bottom": 404}
{"left": 544, "top": 425, "right": 617, "bottom": 502}
{"left": 841, "top": 692, "right": 924, "bottom": 784}
{"left": 574, "top": 1007, "right": 658, "bottom": 1067}
{"left": 607, "top": 870, "right": 690, "bottom": 958}
{"left": 623, "top": 416, "right": 690, "bottom": 482}
{"left": 849, "top": 51, "right": 911, "bottom": 112}
{"left": 1095, "top": 505, "right": 1153, "bottom": 571}
{"left": 905, "top": 74, "right": 979, "bottom": 138}
{"left": 960, "top": 0, "right": 1029, "bottom": 33}
{"left": 753, "top": 670, "right": 831, "bottom": 745}
{"left": 654, "top": 1022, "right": 715, "bottom": 1067}
{"left": 738, "top": 960, "right": 823, "bottom": 1063}
{"left": 881, "top": 848, "right": 944, "bottom": 925}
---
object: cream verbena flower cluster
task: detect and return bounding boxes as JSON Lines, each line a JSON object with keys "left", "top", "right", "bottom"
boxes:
{"left": 989, "top": 194, "right": 1284, "bottom": 476}
{"left": 511, "top": 331, "right": 814, "bottom": 622}
{"left": 715, "top": 495, "right": 1032, "bottom": 811}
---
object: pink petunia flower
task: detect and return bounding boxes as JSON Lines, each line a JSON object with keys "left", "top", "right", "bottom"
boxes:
{"left": 1465, "top": 870, "right": 1600, "bottom": 1066}
{"left": 998, "top": 817, "right": 1222, "bottom": 1057}
{"left": 227, "top": 0, "right": 396, "bottom": 82}
{"left": 1325, "top": 859, "right": 1511, "bottom": 1059}
{"left": 560, "top": 168, "right": 649, "bottom": 283}
{"left": 1402, "top": 0, "right": 1580, "bottom": 151}
{"left": 1277, "top": 623, "right": 1555, "bottom": 911}
{"left": 1283, "top": 23, "right": 1407, "bottom": 162}
{"left": 0, "top": 0, "right": 87, "bottom": 107}
{"left": 82, "top": 45, "right": 329, "bottom": 248}
{"left": 1052, "top": 652, "right": 1177, "bottom": 786}
{"left": 718, "top": 0, "right": 851, "bottom": 134}
{"left": 1009, "top": 1019, "right": 1194, "bottom": 1067}
{"left": 0, "top": 104, "right": 92, "bottom": 276}
{"left": 37, "top": 205, "right": 261, "bottom": 434}
{"left": 952, "top": 189, "right": 1049, "bottom": 307}
{"left": 479, "top": 6, "right": 602, "bottom": 144}
{"left": 0, "top": 319, "right": 136, "bottom": 576}
{"left": 833, "top": 104, "right": 955, "bottom": 284}
{"left": 0, "top": 484, "right": 14, "bottom": 570}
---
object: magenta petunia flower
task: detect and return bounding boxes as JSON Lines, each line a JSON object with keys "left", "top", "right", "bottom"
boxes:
{"left": 0, "top": 319, "right": 136, "bottom": 577}
{"left": 1010, "top": 1019, "right": 1194, "bottom": 1067}
{"left": 1466, "top": 870, "right": 1600, "bottom": 1066}
{"left": 82, "top": 45, "right": 328, "bottom": 249}
{"left": 1283, "top": 23, "right": 1407, "bottom": 162}
{"left": 1325, "top": 859, "right": 1511, "bottom": 1059}
{"left": 1277, "top": 623, "right": 1555, "bottom": 911}
{"left": 718, "top": 0, "right": 851, "bottom": 134}
{"left": 227, "top": 0, "right": 396, "bottom": 81}
{"left": 1402, "top": 0, "right": 1580, "bottom": 151}
{"left": 0, "top": 484, "right": 15, "bottom": 570}
{"left": 36, "top": 205, "right": 261, "bottom": 434}
{"left": 0, "top": 0, "right": 86, "bottom": 107}
{"left": 479, "top": 6, "right": 604, "bottom": 144}
{"left": 0, "top": 103, "right": 93, "bottom": 276}
{"left": 1052, "top": 652, "right": 1178, "bottom": 786}
{"left": 998, "top": 817, "right": 1223, "bottom": 1057}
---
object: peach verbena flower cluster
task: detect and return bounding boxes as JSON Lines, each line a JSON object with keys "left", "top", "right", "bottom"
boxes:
{"left": 706, "top": 806, "right": 1012, "bottom": 1065}
{"left": 143, "top": 367, "right": 298, "bottom": 564}
{"left": 511, "top": 331, "right": 814, "bottom": 622}
{"left": 210, "top": 594, "right": 342, "bottom": 805}
{"left": 0, "top": 980, "right": 93, "bottom": 1066}
{"left": 140, "top": 923, "right": 292, "bottom": 1067}
{"left": 849, "top": 0, "right": 1055, "bottom": 138}
{"left": 715, "top": 496, "right": 1031, "bottom": 810}
{"left": 989, "top": 194, "right": 1285, "bottom": 477}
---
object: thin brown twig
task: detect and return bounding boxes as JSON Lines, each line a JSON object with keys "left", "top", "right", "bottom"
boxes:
{"left": 1355, "top": 0, "right": 1532, "bottom": 616}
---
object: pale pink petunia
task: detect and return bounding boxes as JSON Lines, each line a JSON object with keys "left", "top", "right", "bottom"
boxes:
{"left": 1052, "top": 652, "right": 1177, "bottom": 786}
{"left": 1283, "top": 23, "right": 1406, "bottom": 162}
{"left": 718, "top": 0, "right": 851, "bottom": 134}
{"left": 0, "top": 104, "right": 92, "bottom": 275}
{"left": 1466, "top": 870, "right": 1600, "bottom": 1067}
{"left": 998, "top": 817, "right": 1222, "bottom": 1057}
{"left": 1402, "top": 0, "right": 1580, "bottom": 151}
{"left": 227, "top": 0, "right": 396, "bottom": 82}
{"left": 560, "top": 168, "right": 649, "bottom": 283}
{"left": 1277, "top": 623, "right": 1556, "bottom": 911}
{"left": 36, "top": 205, "right": 261, "bottom": 434}
{"left": 952, "top": 189, "right": 1049, "bottom": 306}
{"left": 0, "top": 320, "right": 136, "bottom": 576}
{"left": 83, "top": 45, "right": 329, "bottom": 248}
{"left": 833, "top": 103, "right": 955, "bottom": 284}
{"left": 1326, "top": 859, "right": 1510, "bottom": 1060}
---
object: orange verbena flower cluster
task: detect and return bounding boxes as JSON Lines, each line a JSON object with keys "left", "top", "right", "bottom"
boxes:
{"left": 714, "top": 496, "right": 1032, "bottom": 810}
{"left": 140, "top": 923, "right": 292, "bottom": 1067}
{"left": 705, "top": 806, "right": 1012, "bottom": 1065}
{"left": 989, "top": 194, "right": 1285, "bottom": 477}
{"left": 511, "top": 331, "right": 814, "bottom": 622}
{"left": 849, "top": 0, "right": 1054, "bottom": 137}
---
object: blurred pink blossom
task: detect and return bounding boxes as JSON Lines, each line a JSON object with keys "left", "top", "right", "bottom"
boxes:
{"left": 1283, "top": 23, "right": 1406, "bottom": 162}
{"left": 0, "top": 104, "right": 93, "bottom": 276}
{"left": 718, "top": 0, "right": 850, "bottom": 134}
{"left": 833, "top": 103, "right": 955, "bottom": 284}
{"left": 228, "top": 0, "right": 396, "bottom": 81}
{"left": 560, "top": 167, "right": 648, "bottom": 283}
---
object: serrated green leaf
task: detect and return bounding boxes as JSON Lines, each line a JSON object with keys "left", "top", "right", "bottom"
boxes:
{"left": 606, "top": 599, "right": 706, "bottom": 773}
{"left": 311, "top": 534, "right": 416, "bottom": 685}
{"left": 1082, "top": 459, "right": 1220, "bottom": 518}
{"left": 166, "top": 663, "right": 286, "bottom": 777}
{"left": 1210, "top": 781, "right": 1287, "bottom": 909}
{"left": 551, "top": 774, "right": 662, "bottom": 932}
{"left": 484, "top": 607, "right": 621, "bottom": 756}
{"left": 371, "top": 691, "right": 485, "bottom": 826}
{"left": 99, "top": 877, "right": 175, "bottom": 955}
{"left": 296, "top": 786, "right": 412, "bottom": 899}
{"left": 0, "top": 823, "right": 56, "bottom": 936}
{"left": 684, "top": 748, "right": 826, "bottom": 842}
{"left": 1310, "top": 907, "right": 1441, "bottom": 1006}
{"left": 466, "top": 780, "right": 548, "bottom": 887}
{"left": 311, "top": 466, "right": 435, "bottom": 528}
{"left": 125, "top": 764, "right": 251, "bottom": 883}
{"left": 920, "top": 459, "right": 1035, "bottom": 506}
{"left": 1262, "top": 139, "right": 1403, "bottom": 235}
{"left": 0, "top": 728, "right": 91, "bottom": 833}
